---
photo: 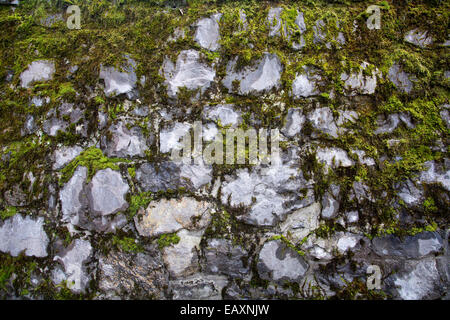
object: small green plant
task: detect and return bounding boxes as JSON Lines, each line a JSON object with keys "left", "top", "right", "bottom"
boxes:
{"left": 112, "top": 235, "right": 143, "bottom": 253}
{"left": 157, "top": 233, "right": 180, "bottom": 250}
{"left": 0, "top": 206, "right": 17, "bottom": 220}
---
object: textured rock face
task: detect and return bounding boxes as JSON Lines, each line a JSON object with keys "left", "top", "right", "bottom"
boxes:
{"left": 292, "top": 66, "right": 322, "bottom": 98}
{"left": 257, "top": 240, "right": 309, "bottom": 283}
{"left": 52, "top": 239, "right": 93, "bottom": 293}
{"left": 204, "top": 238, "right": 249, "bottom": 278}
{"left": 316, "top": 147, "right": 354, "bottom": 169}
{"left": 282, "top": 108, "right": 305, "bottom": 138}
{"left": 221, "top": 162, "right": 312, "bottom": 226}
{"left": 59, "top": 166, "right": 128, "bottom": 233}
{"left": 308, "top": 107, "right": 338, "bottom": 138}
{"left": 170, "top": 274, "right": 228, "bottom": 300}
{"left": 53, "top": 146, "right": 83, "bottom": 170}
{"left": 388, "top": 63, "right": 414, "bottom": 93}
{"left": 20, "top": 60, "right": 55, "bottom": 88}
{"left": 389, "top": 258, "right": 443, "bottom": 300}
{"left": 194, "top": 13, "right": 222, "bottom": 51}
{"left": 162, "top": 229, "right": 203, "bottom": 278}
{"left": 203, "top": 104, "right": 242, "bottom": 127}
{"left": 163, "top": 50, "right": 216, "bottom": 98}
{"left": 87, "top": 168, "right": 129, "bottom": 216}
{"left": 372, "top": 231, "right": 443, "bottom": 259}
{"left": 98, "top": 248, "right": 168, "bottom": 299}
{"left": 0, "top": 215, "right": 48, "bottom": 257}
{"left": 99, "top": 57, "right": 137, "bottom": 98}
{"left": 404, "top": 29, "right": 433, "bottom": 48}
{"left": 223, "top": 53, "right": 283, "bottom": 95}
{"left": 2, "top": 2, "right": 450, "bottom": 301}
{"left": 134, "top": 197, "right": 213, "bottom": 237}
{"left": 101, "top": 122, "right": 148, "bottom": 158}
{"left": 340, "top": 62, "right": 379, "bottom": 96}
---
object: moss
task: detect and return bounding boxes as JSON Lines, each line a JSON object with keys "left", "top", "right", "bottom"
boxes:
{"left": 127, "top": 166, "right": 136, "bottom": 178}
{"left": 112, "top": 235, "right": 143, "bottom": 253}
{"left": 269, "top": 234, "right": 305, "bottom": 257}
{"left": 60, "top": 147, "right": 129, "bottom": 184}
{"left": 157, "top": 233, "right": 180, "bottom": 250}
{"left": 0, "top": 206, "right": 18, "bottom": 220}
{"left": 128, "top": 191, "right": 153, "bottom": 219}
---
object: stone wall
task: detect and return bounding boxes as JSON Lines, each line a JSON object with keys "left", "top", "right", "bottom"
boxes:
{"left": 0, "top": 0, "right": 448, "bottom": 299}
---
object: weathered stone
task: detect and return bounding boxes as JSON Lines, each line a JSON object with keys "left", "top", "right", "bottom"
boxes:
{"left": 194, "top": 13, "right": 222, "bottom": 51}
{"left": 292, "top": 66, "right": 322, "bottom": 98}
{"left": 53, "top": 145, "right": 83, "bottom": 170}
{"left": 134, "top": 197, "right": 213, "bottom": 237}
{"left": 43, "top": 117, "right": 69, "bottom": 137}
{"left": 101, "top": 121, "right": 148, "bottom": 158}
{"left": 205, "top": 238, "right": 249, "bottom": 278}
{"left": 0, "top": 215, "right": 48, "bottom": 257}
{"left": 418, "top": 160, "right": 450, "bottom": 192}
{"left": 180, "top": 160, "right": 213, "bottom": 190}
{"left": 372, "top": 231, "right": 443, "bottom": 259}
{"left": 99, "top": 57, "right": 137, "bottom": 98}
{"left": 159, "top": 122, "right": 191, "bottom": 154}
{"left": 336, "top": 233, "right": 362, "bottom": 254}
{"left": 351, "top": 149, "right": 375, "bottom": 166}
{"left": 340, "top": 62, "right": 379, "bottom": 96}
{"left": 307, "top": 107, "right": 338, "bottom": 138}
{"left": 203, "top": 104, "right": 242, "bottom": 127}
{"left": 170, "top": 274, "right": 228, "bottom": 300}
{"left": 316, "top": 147, "right": 354, "bottom": 170}
{"left": 20, "top": 60, "right": 55, "bottom": 88}
{"left": 21, "top": 115, "right": 36, "bottom": 136}
{"left": 346, "top": 210, "right": 359, "bottom": 224}
{"left": 388, "top": 258, "right": 443, "bottom": 300}
{"left": 162, "top": 229, "right": 203, "bottom": 278}
{"left": 281, "top": 108, "right": 305, "bottom": 138}
{"left": 136, "top": 161, "right": 181, "bottom": 193}
{"left": 388, "top": 63, "right": 414, "bottom": 93}
{"left": 97, "top": 247, "right": 168, "bottom": 299}
{"left": 396, "top": 179, "right": 424, "bottom": 208}
{"left": 257, "top": 240, "right": 309, "bottom": 283}
{"left": 51, "top": 239, "right": 93, "bottom": 293}
{"left": 280, "top": 202, "right": 321, "bottom": 243}
{"left": 404, "top": 29, "right": 433, "bottom": 48}
{"left": 223, "top": 53, "right": 283, "bottom": 95}
{"left": 352, "top": 181, "right": 374, "bottom": 203}
{"left": 374, "top": 113, "right": 400, "bottom": 134}
{"left": 60, "top": 166, "right": 88, "bottom": 226}
{"left": 87, "top": 168, "right": 129, "bottom": 216}
{"left": 321, "top": 185, "right": 340, "bottom": 219}
{"left": 221, "top": 162, "right": 311, "bottom": 226}
{"left": 267, "top": 8, "right": 306, "bottom": 49}
{"left": 162, "top": 50, "right": 215, "bottom": 98}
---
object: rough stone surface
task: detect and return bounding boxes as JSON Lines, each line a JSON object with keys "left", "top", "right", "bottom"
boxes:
{"left": 307, "top": 107, "right": 338, "bottom": 138}
{"left": 221, "top": 160, "right": 312, "bottom": 226}
{"left": 163, "top": 50, "right": 215, "bottom": 98}
{"left": 20, "top": 60, "right": 55, "bottom": 88}
{"left": 162, "top": 229, "right": 203, "bottom": 278}
{"left": 51, "top": 239, "right": 92, "bottom": 293}
{"left": 223, "top": 53, "right": 283, "bottom": 95}
{"left": 194, "top": 13, "right": 222, "bottom": 51}
{"left": 134, "top": 197, "right": 213, "bottom": 237}
{"left": 204, "top": 238, "right": 249, "bottom": 278}
{"left": 99, "top": 57, "right": 137, "bottom": 98}
{"left": 280, "top": 202, "right": 321, "bottom": 243}
{"left": 316, "top": 147, "right": 354, "bottom": 169}
{"left": 0, "top": 215, "right": 48, "bottom": 257}
{"left": 404, "top": 29, "right": 433, "bottom": 48}
{"left": 388, "top": 258, "right": 443, "bottom": 300}
{"left": 388, "top": 63, "right": 415, "bottom": 93}
{"left": 372, "top": 231, "right": 443, "bottom": 259}
{"left": 203, "top": 104, "right": 242, "bottom": 127}
{"left": 170, "top": 274, "right": 228, "bottom": 300}
{"left": 87, "top": 168, "right": 129, "bottom": 216}
{"left": 281, "top": 108, "right": 305, "bottom": 138}
{"left": 340, "top": 62, "right": 379, "bottom": 96}
{"left": 101, "top": 121, "right": 148, "bottom": 158}
{"left": 292, "top": 66, "right": 322, "bottom": 98}
{"left": 53, "top": 146, "right": 83, "bottom": 170}
{"left": 98, "top": 247, "right": 168, "bottom": 299}
{"left": 257, "top": 240, "right": 309, "bottom": 283}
